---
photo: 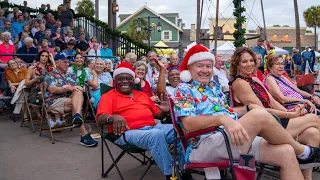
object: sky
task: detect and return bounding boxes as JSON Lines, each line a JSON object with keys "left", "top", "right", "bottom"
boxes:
{"left": 9, "top": 0, "right": 320, "bottom": 33}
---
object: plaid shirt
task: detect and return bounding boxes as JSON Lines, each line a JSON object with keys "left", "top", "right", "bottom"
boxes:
{"left": 44, "top": 69, "right": 78, "bottom": 106}
{"left": 0, "top": 27, "right": 18, "bottom": 41}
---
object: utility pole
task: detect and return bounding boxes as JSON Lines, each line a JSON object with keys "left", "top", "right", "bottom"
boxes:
{"left": 293, "top": 0, "right": 301, "bottom": 51}
{"left": 95, "top": 0, "right": 99, "bottom": 20}
{"left": 196, "top": 0, "right": 201, "bottom": 44}
{"left": 260, "top": 0, "right": 267, "bottom": 41}
{"left": 214, "top": 0, "right": 219, "bottom": 56}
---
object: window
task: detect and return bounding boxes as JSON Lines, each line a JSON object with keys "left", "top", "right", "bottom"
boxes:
{"left": 121, "top": 31, "right": 127, "bottom": 34}
{"left": 161, "top": 30, "right": 172, "bottom": 41}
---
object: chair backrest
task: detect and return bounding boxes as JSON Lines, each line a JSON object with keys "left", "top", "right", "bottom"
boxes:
{"left": 168, "top": 97, "right": 188, "bottom": 152}
{"left": 296, "top": 74, "right": 315, "bottom": 94}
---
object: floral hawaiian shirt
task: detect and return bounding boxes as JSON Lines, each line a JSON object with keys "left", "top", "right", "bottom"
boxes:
{"left": 44, "top": 69, "right": 78, "bottom": 106}
{"left": 172, "top": 80, "right": 238, "bottom": 163}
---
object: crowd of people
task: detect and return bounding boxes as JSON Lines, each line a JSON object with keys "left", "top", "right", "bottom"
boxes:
{"left": 3, "top": 2, "right": 320, "bottom": 180}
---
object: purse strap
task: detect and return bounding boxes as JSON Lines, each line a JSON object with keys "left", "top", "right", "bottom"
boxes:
{"left": 270, "top": 75, "right": 306, "bottom": 99}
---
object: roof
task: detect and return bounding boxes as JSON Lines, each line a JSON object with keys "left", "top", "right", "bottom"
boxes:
{"left": 117, "top": 5, "right": 183, "bottom": 32}
{"left": 159, "top": 13, "right": 179, "bottom": 18}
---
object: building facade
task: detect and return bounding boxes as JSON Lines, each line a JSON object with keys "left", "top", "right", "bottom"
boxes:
{"left": 247, "top": 27, "right": 318, "bottom": 53}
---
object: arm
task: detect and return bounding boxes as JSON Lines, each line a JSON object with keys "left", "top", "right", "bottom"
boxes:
{"left": 84, "top": 47, "right": 90, "bottom": 54}
{"left": 47, "top": 84, "right": 73, "bottom": 94}
{"left": 25, "top": 66, "right": 37, "bottom": 87}
{"left": 87, "top": 71, "right": 99, "bottom": 89}
{"left": 155, "top": 59, "right": 166, "bottom": 100}
{"left": 180, "top": 115, "right": 224, "bottom": 133}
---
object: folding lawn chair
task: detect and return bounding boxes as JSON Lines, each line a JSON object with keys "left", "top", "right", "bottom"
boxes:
{"left": 20, "top": 87, "right": 43, "bottom": 133}
{"left": 100, "top": 83, "right": 155, "bottom": 180}
{"left": 39, "top": 83, "right": 74, "bottom": 144}
{"left": 168, "top": 97, "right": 236, "bottom": 180}
{"left": 83, "top": 84, "right": 99, "bottom": 132}
{"left": 296, "top": 74, "right": 320, "bottom": 93}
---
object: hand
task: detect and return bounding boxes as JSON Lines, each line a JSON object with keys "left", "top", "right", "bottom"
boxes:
{"left": 153, "top": 57, "right": 166, "bottom": 71}
{"left": 150, "top": 95, "right": 160, "bottom": 103}
{"left": 92, "top": 69, "right": 97, "bottom": 77}
{"left": 10, "top": 85, "right": 16, "bottom": 93}
{"left": 305, "top": 100, "right": 316, "bottom": 113}
{"left": 221, "top": 115, "right": 250, "bottom": 146}
{"left": 155, "top": 100, "right": 170, "bottom": 113}
{"left": 290, "top": 104, "right": 307, "bottom": 117}
{"left": 62, "top": 85, "right": 73, "bottom": 92}
{"left": 109, "top": 115, "right": 129, "bottom": 135}
{"left": 73, "top": 86, "right": 84, "bottom": 92}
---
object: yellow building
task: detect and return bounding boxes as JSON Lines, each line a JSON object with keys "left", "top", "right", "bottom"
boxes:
{"left": 209, "top": 18, "right": 246, "bottom": 49}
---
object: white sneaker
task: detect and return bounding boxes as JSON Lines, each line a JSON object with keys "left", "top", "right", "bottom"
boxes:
{"left": 47, "top": 119, "right": 57, "bottom": 128}
{"left": 56, "top": 119, "right": 66, "bottom": 126}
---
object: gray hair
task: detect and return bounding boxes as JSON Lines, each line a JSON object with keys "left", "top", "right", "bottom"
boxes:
{"left": 0, "top": 9, "right": 5, "bottom": 16}
{"left": 2, "top": 31, "right": 11, "bottom": 38}
{"left": 105, "top": 59, "right": 114, "bottom": 72}
{"left": 125, "top": 52, "right": 137, "bottom": 62}
{"left": 147, "top": 50, "right": 157, "bottom": 57}
{"left": 133, "top": 61, "right": 148, "bottom": 74}
{"left": 159, "top": 56, "right": 168, "bottom": 66}
{"left": 24, "top": 37, "right": 33, "bottom": 44}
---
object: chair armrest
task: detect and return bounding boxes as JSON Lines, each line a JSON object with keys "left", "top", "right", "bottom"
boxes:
{"left": 184, "top": 126, "right": 217, "bottom": 140}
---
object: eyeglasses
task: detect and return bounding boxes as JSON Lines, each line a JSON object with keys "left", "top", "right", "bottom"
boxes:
{"left": 274, "top": 62, "right": 285, "bottom": 66}
{"left": 115, "top": 76, "right": 134, "bottom": 82}
{"left": 8, "top": 62, "right": 17, "bottom": 66}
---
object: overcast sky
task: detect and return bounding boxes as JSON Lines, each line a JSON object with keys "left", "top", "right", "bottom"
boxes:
{"left": 10, "top": 0, "right": 320, "bottom": 32}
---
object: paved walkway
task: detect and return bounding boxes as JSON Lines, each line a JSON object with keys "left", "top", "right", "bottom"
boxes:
{"left": 1, "top": 112, "right": 320, "bottom": 180}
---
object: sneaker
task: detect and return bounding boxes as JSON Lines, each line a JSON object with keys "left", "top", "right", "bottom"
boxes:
{"left": 47, "top": 119, "right": 57, "bottom": 128}
{"left": 79, "top": 134, "right": 98, "bottom": 147}
{"left": 72, "top": 113, "right": 83, "bottom": 125}
{"left": 299, "top": 146, "right": 320, "bottom": 169}
{"left": 56, "top": 119, "right": 66, "bottom": 126}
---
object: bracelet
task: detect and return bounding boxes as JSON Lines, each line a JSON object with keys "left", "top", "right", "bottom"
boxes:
{"left": 106, "top": 115, "right": 113, "bottom": 122}
{"left": 246, "top": 104, "right": 250, "bottom": 112}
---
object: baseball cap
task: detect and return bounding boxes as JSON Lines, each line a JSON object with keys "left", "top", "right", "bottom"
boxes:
{"left": 102, "top": 41, "right": 108, "bottom": 45}
{"left": 54, "top": 52, "right": 69, "bottom": 61}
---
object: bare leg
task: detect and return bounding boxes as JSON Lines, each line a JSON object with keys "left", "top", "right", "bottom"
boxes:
{"left": 238, "top": 109, "right": 305, "bottom": 155}
{"left": 258, "top": 140, "right": 304, "bottom": 180}
{"left": 297, "top": 127, "right": 320, "bottom": 180}
{"left": 286, "top": 114, "right": 320, "bottom": 138}
{"left": 71, "top": 90, "right": 84, "bottom": 115}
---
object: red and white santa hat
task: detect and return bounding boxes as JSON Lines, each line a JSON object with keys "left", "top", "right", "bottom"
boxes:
{"left": 180, "top": 44, "right": 215, "bottom": 82}
{"left": 113, "top": 62, "right": 140, "bottom": 84}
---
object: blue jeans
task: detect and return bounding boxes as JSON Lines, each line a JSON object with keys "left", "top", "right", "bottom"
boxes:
{"left": 114, "top": 123, "right": 185, "bottom": 175}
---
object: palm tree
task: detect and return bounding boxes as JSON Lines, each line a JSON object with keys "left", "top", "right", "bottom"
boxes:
{"left": 75, "top": 0, "right": 95, "bottom": 17}
{"left": 303, "top": 6, "right": 320, "bottom": 49}
{"left": 125, "top": 18, "right": 148, "bottom": 41}
{"left": 293, "top": 0, "right": 301, "bottom": 51}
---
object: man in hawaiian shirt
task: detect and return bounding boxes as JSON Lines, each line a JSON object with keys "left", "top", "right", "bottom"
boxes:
{"left": 44, "top": 52, "right": 98, "bottom": 147}
{"left": 172, "top": 45, "right": 320, "bottom": 179}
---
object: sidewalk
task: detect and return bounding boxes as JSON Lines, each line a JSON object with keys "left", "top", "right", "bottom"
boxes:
{"left": 0, "top": 111, "right": 320, "bottom": 180}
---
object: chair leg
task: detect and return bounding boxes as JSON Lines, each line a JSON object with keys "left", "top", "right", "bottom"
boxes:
{"left": 26, "top": 104, "right": 35, "bottom": 133}
{"left": 101, "top": 127, "right": 105, "bottom": 178}
{"left": 20, "top": 102, "right": 26, "bottom": 127}
{"left": 139, "top": 162, "right": 153, "bottom": 180}
{"left": 256, "top": 163, "right": 265, "bottom": 180}
{"left": 103, "top": 139, "right": 125, "bottom": 180}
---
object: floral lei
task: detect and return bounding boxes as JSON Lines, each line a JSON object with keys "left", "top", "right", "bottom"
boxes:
{"left": 72, "top": 64, "right": 86, "bottom": 87}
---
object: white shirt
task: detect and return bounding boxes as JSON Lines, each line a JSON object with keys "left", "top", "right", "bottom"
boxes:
{"left": 166, "top": 86, "right": 176, "bottom": 96}
{"left": 146, "top": 63, "right": 159, "bottom": 85}
{"left": 212, "top": 66, "right": 229, "bottom": 91}
{"left": 87, "top": 49, "right": 101, "bottom": 60}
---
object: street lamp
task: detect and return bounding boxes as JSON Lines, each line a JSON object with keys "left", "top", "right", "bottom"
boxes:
{"left": 136, "top": 16, "right": 161, "bottom": 46}
{"left": 112, "top": 2, "right": 119, "bottom": 14}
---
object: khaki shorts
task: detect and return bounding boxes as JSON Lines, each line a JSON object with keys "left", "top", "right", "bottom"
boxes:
{"left": 189, "top": 131, "right": 262, "bottom": 163}
{"left": 294, "top": 64, "right": 301, "bottom": 71}
{"left": 49, "top": 98, "right": 69, "bottom": 114}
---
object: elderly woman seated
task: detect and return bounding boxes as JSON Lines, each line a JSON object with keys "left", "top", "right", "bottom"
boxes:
{"left": 229, "top": 47, "right": 320, "bottom": 179}
{"left": 133, "top": 61, "right": 160, "bottom": 103}
{"left": 5, "top": 59, "right": 28, "bottom": 116}
{"left": 264, "top": 54, "right": 320, "bottom": 111}
{"left": 104, "top": 59, "right": 113, "bottom": 77}
{"left": 87, "top": 58, "right": 113, "bottom": 107}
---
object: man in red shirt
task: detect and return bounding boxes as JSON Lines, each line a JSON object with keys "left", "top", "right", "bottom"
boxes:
{"left": 167, "top": 53, "right": 180, "bottom": 70}
{"left": 96, "top": 62, "right": 189, "bottom": 180}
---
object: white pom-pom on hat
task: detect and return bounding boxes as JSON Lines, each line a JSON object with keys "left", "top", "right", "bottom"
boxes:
{"left": 134, "top": 78, "right": 140, "bottom": 84}
{"left": 180, "top": 70, "right": 192, "bottom": 82}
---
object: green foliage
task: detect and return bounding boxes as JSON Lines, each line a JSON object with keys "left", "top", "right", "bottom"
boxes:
{"left": 125, "top": 18, "right": 148, "bottom": 41}
{"left": 233, "top": 0, "right": 246, "bottom": 47}
{"left": 272, "top": 24, "right": 281, "bottom": 27}
{"left": 75, "top": 0, "right": 95, "bottom": 17}
{"left": 303, "top": 6, "right": 320, "bottom": 28}
{"left": 283, "top": 25, "right": 290, "bottom": 27}
{"left": 306, "top": 30, "right": 312, "bottom": 33}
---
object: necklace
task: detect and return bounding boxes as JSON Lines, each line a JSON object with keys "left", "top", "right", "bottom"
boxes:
{"left": 72, "top": 64, "right": 86, "bottom": 87}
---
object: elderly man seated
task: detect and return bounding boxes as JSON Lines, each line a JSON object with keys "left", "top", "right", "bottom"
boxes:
{"left": 174, "top": 45, "right": 320, "bottom": 179}
{"left": 96, "top": 62, "right": 191, "bottom": 180}
{"left": 44, "top": 52, "right": 98, "bottom": 147}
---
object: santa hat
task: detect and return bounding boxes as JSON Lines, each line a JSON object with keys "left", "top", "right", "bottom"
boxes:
{"left": 180, "top": 45, "right": 215, "bottom": 82}
{"left": 113, "top": 62, "right": 140, "bottom": 84}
